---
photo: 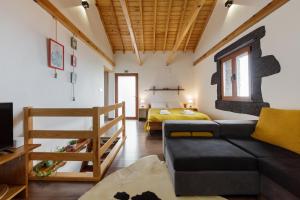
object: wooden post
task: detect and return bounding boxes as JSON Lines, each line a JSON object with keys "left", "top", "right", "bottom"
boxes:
{"left": 122, "top": 102, "right": 126, "bottom": 139}
{"left": 92, "top": 107, "right": 101, "bottom": 180}
{"left": 24, "top": 107, "right": 33, "bottom": 199}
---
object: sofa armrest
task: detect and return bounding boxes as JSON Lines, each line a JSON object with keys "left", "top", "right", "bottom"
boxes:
{"left": 215, "top": 120, "right": 257, "bottom": 139}
{"left": 163, "top": 120, "right": 220, "bottom": 138}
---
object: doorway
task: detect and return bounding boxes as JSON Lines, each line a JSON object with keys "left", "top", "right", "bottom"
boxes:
{"left": 115, "top": 73, "right": 138, "bottom": 119}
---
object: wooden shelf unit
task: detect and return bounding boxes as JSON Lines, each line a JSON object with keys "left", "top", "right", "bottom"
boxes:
{"left": 146, "top": 86, "right": 184, "bottom": 95}
{"left": 24, "top": 102, "right": 126, "bottom": 182}
{"left": 0, "top": 144, "right": 40, "bottom": 200}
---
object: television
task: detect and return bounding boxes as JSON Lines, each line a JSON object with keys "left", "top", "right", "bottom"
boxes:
{"left": 0, "top": 103, "right": 13, "bottom": 151}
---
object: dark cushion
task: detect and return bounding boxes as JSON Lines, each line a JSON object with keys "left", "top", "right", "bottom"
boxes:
{"left": 166, "top": 138, "right": 257, "bottom": 171}
{"left": 163, "top": 120, "right": 220, "bottom": 138}
{"left": 215, "top": 120, "right": 257, "bottom": 139}
{"left": 259, "top": 157, "right": 300, "bottom": 198}
{"left": 227, "top": 138, "right": 300, "bottom": 158}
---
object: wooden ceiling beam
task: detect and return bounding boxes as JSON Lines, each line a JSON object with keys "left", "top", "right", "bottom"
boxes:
{"left": 139, "top": 0, "right": 144, "bottom": 52}
{"left": 174, "top": 0, "right": 188, "bottom": 47}
{"left": 193, "top": 0, "right": 289, "bottom": 66}
{"left": 193, "top": 0, "right": 217, "bottom": 53}
{"left": 163, "top": 0, "right": 173, "bottom": 51}
{"left": 153, "top": 0, "right": 157, "bottom": 51}
{"left": 34, "top": 0, "right": 115, "bottom": 67}
{"left": 166, "top": 0, "right": 204, "bottom": 65}
{"left": 111, "top": 0, "right": 125, "bottom": 53}
{"left": 184, "top": 21, "right": 196, "bottom": 51}
{"left": 95, "top": 3, "right": 114, "bottom": 54}
{"left": 119, "top": 0, "right": 142, "bottom": 65}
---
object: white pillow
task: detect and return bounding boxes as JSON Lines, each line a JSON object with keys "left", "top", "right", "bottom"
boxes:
{"left": 167, "top": 102, "right": 182, "bottom": 108}
{"left": 151, "top": 102, "right": 167, "bottom": 109}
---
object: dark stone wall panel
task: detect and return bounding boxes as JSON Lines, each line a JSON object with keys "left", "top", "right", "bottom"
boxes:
{"left": 211, "top": 26, "right": 281, "bottom": 116}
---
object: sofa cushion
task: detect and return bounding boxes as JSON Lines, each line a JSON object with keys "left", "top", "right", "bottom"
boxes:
{"left": 166, "top": 138, "right": 257, "bottom": 171}
{"left": 163, "top": 120, "right": 220, "bottom": 138}
{"left": 259, "top": 157, "right": 300, "bottom": 198}
{"left": 252, "top": 108, "right": 300, "bottom": 155}
{"left": 215, "top": 120, "right": 257, "bottom": 139}
{"left": 227, "top": 138, "right": 300, "bottom": 158}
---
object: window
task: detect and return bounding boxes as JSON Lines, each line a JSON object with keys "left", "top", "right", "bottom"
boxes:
{"left": 221, "top": 47, "right": 251, "bottom": 101}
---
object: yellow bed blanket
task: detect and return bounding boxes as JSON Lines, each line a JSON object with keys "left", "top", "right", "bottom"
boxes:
{"left": 145, "top": 108, "right": 210, "bottom": 131}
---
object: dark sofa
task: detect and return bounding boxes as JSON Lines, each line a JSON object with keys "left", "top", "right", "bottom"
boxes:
{"left": 163, "top": 120, "right": 300, "bottom": 200}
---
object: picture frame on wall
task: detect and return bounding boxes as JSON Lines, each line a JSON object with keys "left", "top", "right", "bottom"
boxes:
{"left": 71, "top": 37, "right": 77, "bottom": 50}
{"left": 71, "top": 55, "right": 77, "bottom": 67}
{"left": 48, "top": 38, "right": 64, "bottom": 70}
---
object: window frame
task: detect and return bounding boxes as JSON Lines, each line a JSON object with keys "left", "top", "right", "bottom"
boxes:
{"left": 220, "top": 46, "right": 252, "bottom": 102}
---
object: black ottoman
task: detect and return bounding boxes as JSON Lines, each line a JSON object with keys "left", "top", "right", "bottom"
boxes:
{"left": 165, "top": 138, "right": 260, "bottom": 196}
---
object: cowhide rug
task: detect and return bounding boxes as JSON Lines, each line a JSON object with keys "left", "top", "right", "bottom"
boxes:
{"left": 79, "top": 155, "right": 227, "bottom": 200}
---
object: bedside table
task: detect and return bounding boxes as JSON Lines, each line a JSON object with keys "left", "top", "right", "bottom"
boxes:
{"left": 186, "top": 108, "right": 198, "bottom": 111}
{"left": 139, "top": 107, "right": 149, "bottom": 121}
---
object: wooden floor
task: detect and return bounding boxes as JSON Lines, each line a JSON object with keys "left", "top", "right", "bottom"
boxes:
{"left": 29, "top": 120, "right": 257, "bottom": 200}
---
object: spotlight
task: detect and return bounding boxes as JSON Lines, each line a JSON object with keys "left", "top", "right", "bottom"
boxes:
{"left": 81, "top": 0, "right": 89, "bottom": 9}
{"left": 225, "top": 0, "right": 233, "bottom": 8}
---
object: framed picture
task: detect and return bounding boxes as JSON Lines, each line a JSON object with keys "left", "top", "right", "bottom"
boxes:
{"left": 71, "top": 37, "right": 77, "bottom": 50}
{"left": 71, "top": 55, "right": 77, "bottom": 67}
{"left": 48, "top": 38, "right": 64, "bottom": 70}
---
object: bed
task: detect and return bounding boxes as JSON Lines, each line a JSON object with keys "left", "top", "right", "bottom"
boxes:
{"left": 144, "top": 108, "right": 211, "bottom": 132}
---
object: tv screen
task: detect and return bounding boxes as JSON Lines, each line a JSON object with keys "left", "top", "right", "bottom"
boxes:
{"left": 0, "top": 103, "right": 13, "bottom": 150}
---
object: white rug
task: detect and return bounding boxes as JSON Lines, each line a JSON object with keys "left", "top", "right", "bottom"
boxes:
{"left": 80, "top": 155, "right": 227, "bottom": 200}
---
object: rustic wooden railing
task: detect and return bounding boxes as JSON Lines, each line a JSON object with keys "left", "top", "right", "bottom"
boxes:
{"left": 24, "top": 102, "right": 126, "bottom": 182}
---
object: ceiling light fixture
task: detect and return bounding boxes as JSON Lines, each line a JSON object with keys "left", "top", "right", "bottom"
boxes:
{"left": 81, "top": 0, "right": 89, "bottom": 9}
{"left": 225, "top": 0, "right": 233, "bottom": 8}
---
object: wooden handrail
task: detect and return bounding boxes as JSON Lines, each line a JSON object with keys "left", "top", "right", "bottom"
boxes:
{"left": 28, "top": 108, "right": 93, "bottom": 117}
{"left": 29, "top": 130, "right": 93, "bottom": 139}
{"left": 24, "top": 102, "right": 126, "bottom": 182}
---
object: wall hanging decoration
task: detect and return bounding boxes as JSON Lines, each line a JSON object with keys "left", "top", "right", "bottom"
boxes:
{"left": 48, "top": 38, "right": 64, "bottom": 71}
{"left": 71, "top": 55, "right": 77, "bottom": 67}
{"left": 211, "top": 26, "right": 281, "bottom": 116}
{"left": 71, "top": 35, "right": 78, "bottom": 101}
{"left": 71, "top": 36, "right": 77, "bottom": 50}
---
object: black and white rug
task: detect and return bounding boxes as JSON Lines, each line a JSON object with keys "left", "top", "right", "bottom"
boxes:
{"left": 80, "top": 155, "right": 227, "bottom": 200}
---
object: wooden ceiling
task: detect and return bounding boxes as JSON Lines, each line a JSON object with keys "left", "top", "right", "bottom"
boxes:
{"left": 96, "top": 0, "right": 216, "bottom": 53}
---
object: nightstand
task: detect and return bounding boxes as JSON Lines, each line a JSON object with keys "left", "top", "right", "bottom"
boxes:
{"left": 139, "top": 107, "right": 149, "bottom": 121}
{"left": 186, "top": 107, "right": 198, "bottom": 111}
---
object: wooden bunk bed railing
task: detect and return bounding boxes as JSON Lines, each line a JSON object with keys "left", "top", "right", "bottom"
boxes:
{"left": 24, "top": 102, "right": 126, "bottom": 182}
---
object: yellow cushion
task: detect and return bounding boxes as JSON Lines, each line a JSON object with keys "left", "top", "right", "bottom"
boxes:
{"left": 252, "top": 108, "right": 300, "bottom": 155}
{"left": 170, "top": 132, "right": 191, "bottom": 137}
{"left": 191, "top": 132, "right": 213, "bottom": 137}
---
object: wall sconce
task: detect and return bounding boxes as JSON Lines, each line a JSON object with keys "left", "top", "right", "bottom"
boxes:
{"left": 225, "top": 0, "right": 233, "bottom": 8}
{"left": 81, "top": 0, "right": 89, "bottom": 9}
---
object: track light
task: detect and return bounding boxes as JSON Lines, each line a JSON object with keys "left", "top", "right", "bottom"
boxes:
{"left": 81, "top": 0, "right": 89, "bottom": 9}
{"left": 225, "top": 0, "right": 233, "bottom": 8}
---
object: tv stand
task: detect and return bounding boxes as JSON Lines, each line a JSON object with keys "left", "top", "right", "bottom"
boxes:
{"left": 0, "top": 148, "right": 15, "bottom": 154}
{"left": 0, "top": 144, "right": 40, "bottom": 200}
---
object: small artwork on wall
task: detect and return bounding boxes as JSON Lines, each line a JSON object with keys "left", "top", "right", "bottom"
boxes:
{"left": 71, "top": 37, "right": 77, "bottom": 50}
{"left": 71, "top": 55, "right": 77, "bottom": 67}
{"left": 48, "top": 38, "right": 64, "bottom": 71}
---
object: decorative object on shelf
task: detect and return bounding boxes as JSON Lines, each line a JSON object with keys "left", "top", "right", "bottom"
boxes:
{"left": 71, "top": 36, "right": 77, "bottom": 50}
{"left": 146, "top": 86, "right": 184, "bottom": 95}
{"left": 48, "top": 38, "right": 64, "bottom": 71}
{"left": 71, "top": 55, "right": 77, "bottom": 67}
{"left": 33, "top": 139, "right": 89, "bottom": 177}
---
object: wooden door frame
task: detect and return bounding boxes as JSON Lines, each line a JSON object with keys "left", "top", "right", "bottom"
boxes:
{"left": 115, "top": 73, "right": 139, "bottom": 120}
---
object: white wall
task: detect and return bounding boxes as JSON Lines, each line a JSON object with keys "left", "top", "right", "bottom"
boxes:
{"left": 0, "top": 0, "right": 105, "bottom": 169}
{"left": 50, "top": 0, "right": 114, "bottom": 69}
{"left": 109, "top": 52, "right": 196, "bottom": 113}
{"left": 193, "top": 0, "right": 300, "bottom": 120}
